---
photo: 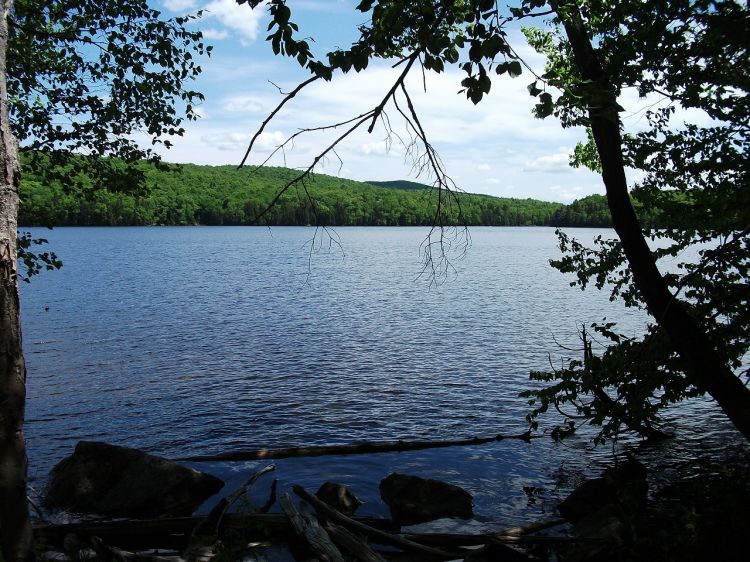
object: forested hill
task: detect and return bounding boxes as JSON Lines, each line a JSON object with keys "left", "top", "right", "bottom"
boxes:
{"left": 19, "top": 160, "right": 615, "bottom": 227}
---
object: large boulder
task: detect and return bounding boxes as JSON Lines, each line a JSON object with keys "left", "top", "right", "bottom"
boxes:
{"left": 45, "top": 441, "right": 224, "bottom": 518}
{"left": 379, "top": 472, "right": 473, "bottom": 524}
{"left": 558, "top": 458, "right": 647, "bottom": 523}
{"left": 316, "top": 482, "right": 362, "bottom": 515}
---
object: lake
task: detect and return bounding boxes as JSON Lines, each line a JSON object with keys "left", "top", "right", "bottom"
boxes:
{"left": 18, "top": 226, "right": 739, "bottom": 528}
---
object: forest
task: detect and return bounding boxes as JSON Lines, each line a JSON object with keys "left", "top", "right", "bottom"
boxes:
{"left": 19, "top": 155, "right": 624, "bottom": 228}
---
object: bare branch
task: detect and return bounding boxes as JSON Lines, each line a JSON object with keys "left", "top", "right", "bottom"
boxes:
{"left": 238, "top": 75, "right": 319, "bottom": 169}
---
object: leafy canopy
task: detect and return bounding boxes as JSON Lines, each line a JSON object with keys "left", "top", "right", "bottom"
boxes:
{"left": 9, "top": 0, "right": 210, "bottom": 278}
{"left": 514, "top": 0, "right": 750, "bottom": 441}
{"left": 8, "top": 0, "right": 210, "bottom": 191}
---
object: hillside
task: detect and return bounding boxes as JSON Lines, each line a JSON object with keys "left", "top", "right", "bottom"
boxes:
{"left": 367, "top": 179, "right": 431, "bottom": 191}
{"left": 19, "top": 160, "right": 573, "bottom": 227}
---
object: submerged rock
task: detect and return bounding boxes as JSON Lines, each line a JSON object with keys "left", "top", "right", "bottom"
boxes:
{"left": 45, "top": 441, "right": 224, "bottom": 517}
{"left": 315, "top": 482, "right": 362, "bottom": 515}
{"left": 558, "top": 458, "right": 647, "bottom": 523}
{"left": 556, "top": 458, "right": 647, "bottom": 561}
{"left": 379, "top": 472, "right": 473, "bottom": 524}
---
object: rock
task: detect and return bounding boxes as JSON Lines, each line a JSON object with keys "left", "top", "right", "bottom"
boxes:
{"left": 315, "top": 482, "right": 362, "bottom": 515}
{"left": 379, "top": 472, "right": 473, "bottom": 524}
{"left": 45, "top": 441, "right": 224, "bottom": 517}
{"left": 558, "top": 477, "right": 615, "bottom": 523}
{"left": 559, "top": 503, "right": 633, "bottom": 562}
{"left": 558, "top": 458, "right": 647, "bottom": 523}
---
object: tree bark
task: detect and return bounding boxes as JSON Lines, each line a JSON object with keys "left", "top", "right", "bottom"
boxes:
{"left": 552, "top": 0, "right": 750, "bottom": 441}
{"left": 0, "top": 1, "right": 34, "bottom": 560}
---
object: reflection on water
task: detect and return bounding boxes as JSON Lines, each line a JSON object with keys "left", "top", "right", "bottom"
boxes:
{"left": 19, "top": 226, "right": 746, "bottom": 526}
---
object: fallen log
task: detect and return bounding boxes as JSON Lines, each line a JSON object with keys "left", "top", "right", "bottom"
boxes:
{"left": 293, "top": 485, "right": 459, "bottom": 559}
{"left": 280, "top": 493, "right": 344, "bottom": 562}
{"left": 324, "top": 522, "right": 388, "bottom": 562}
{"left": 34, "top": 513, "right": 400, "bottom": 551}
{"left": 495, "top": 518, "right": 566, "bottom": 538}
{"left": 90, "top": 536, "right": 184, "bottom": 562}
{"left": 400, "top": 518, "right": 569, "bottom": 548}
{"left": 176, "top": 431, "right": 536, "bottom": 462}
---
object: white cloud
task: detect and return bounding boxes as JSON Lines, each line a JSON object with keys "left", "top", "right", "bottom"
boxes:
{"left": 360, "top": 140, "right": 398, "bottom": 156}
{"left": 255, "top": 130, "right": 286, "bottom": 151}
{"left": 201, "top": 131, "right": 252, "bottom": 152}
{"left": 200, "top": 130, "right": 285, "bottom": 152}
{"left": 162, "top": 0, "right": 199, "bottom": 11}
{"left": 221, "top": 95, "right": 265, "bottom": 113}
{"left": 487, "top": 178, "right": 501, "bottom": 184}
{"left": 202, "top": 27, "right": 230, "bottom": 40}
{"left": 204, "top": 0, "right": 265, "bottom": 44}
{"left": 477, "top": 163, "right": 491, "bottom": 171}
{"left": 523, "top": 151, "right": 574, "bottom": 174}
{"left": 548, "top": 184, "right": 586, "bottom": 203}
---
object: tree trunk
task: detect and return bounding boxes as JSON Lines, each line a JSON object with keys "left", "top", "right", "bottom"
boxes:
{"left": 553, "top": 0, "right": 750, "bottom": 441}
{"left": 0, "top": 0, "right": 34, "bottom": 560}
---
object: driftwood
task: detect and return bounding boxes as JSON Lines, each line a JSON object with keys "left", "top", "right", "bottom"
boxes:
{"left": 90, "top": 536, "right": 183, "bottom": 562}
{"left": 34, "top": 513, "right": 400, "bottom": 551}
{"left": 259, "top": 478, "right": 278, "bottom": 513}
{"left": 495, "top": 518, "right": 566, "bottom": 538}
{"left": 189, "top": 464, "right": 275, "bottom": 540}
{"left": 177, "top": 431, "right": 536, "bottom": 462}
{"left": 184, "top": 464, "right": 275, "bottom": 561}
{"left": 293, "top": 485, "right": 459, "bottom": 559}
{"left": 280, "top": 493, "right": 344, "bottom": 562}
{"left": 400, "top": 518, "right": 567, "bottom": 547}
{"left": 324, "top": 523, "right": 388, "bottom": 562}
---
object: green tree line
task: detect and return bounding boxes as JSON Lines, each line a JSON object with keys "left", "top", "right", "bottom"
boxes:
{"left": 19, "top": 156, "right": 633, "bottom": 228}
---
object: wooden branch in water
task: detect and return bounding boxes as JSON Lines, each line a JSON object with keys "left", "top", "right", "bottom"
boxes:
{"left": 177, "top": 431, "right": 535, "bottom": 462}
{"left": 324, "top": 523, "right": 388, "bottom": 562}
{"left": 293, "top": 485, "right": 458, "bottom": 559}
{"left": 258, "top": 478, "right": 278, "bottom": 514}
{"left": 90, "top": 536, "right": 185, "bottom": 562}
{"left": 280, "top": 493, "right": 345, "bottom": 562}
{"left": 184, "top": 464, "right": 275, "bottom": 561}
{"left": 189, "top": 464, "right": 275, "bottom": 540}
{"left": 34, "top": 513, "right": 400, "bottom": 551}
{"left": 495, "top": 517, "right": 567, "bottom": 538}
{"left": 400, "top": 518, "right": 567, "bottom": 547}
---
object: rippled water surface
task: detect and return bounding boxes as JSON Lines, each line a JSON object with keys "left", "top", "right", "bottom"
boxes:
{"left": 19, "top": 226, "right": 743, "bottom": 526}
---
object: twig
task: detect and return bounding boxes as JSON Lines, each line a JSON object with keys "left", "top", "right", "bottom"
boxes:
{"left": 258, "top": 478, "right": 278, "bottom": 514}
{"left": 238, "top": 76, "right": 319, "bottom": 168}
{"left": 198, "top": 464, "right": 275, "bottom": 537}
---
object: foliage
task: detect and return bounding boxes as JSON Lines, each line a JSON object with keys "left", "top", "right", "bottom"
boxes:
{"left": 8, "top": 0, "right": 210, "bottom": 190}
{"left": 18, "top": 154, "right": 566, "bottom": 227}
{"left": 548, "top": 194, "right": 609, "bottom": 227}
{"left": 16, "top": 231, "right": 62, "bottom": 282}
{"left": 9, "top": 0, "right": 209, "bottom": 278}
{"left": 519, "top": 0, "right": 750, "bottom": 441}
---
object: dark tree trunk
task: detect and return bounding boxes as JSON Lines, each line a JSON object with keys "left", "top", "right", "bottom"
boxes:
{"left": 553, "top": 0, "right": 750, "bottom": 441}
{"left": 0, "top": 0, "right": 34, "bottom": 560}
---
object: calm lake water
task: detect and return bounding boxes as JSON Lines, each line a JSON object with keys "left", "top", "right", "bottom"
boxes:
{"left": 18, "top": 226, "right": 742, "bottom": 528}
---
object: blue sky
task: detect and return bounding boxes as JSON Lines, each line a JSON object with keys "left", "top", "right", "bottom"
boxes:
{"left": 152, "top": 1, "right": 657, "bottom": 203}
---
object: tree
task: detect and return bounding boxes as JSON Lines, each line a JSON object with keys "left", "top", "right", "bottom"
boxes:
{"left": 522, "top": 0, "right": 750, "bottom": 442}
{"left": 238, "top": 0, "right": 750, "bottom": 440}
{"left": 0, "top": 2, "right": 208, "bottom": 560}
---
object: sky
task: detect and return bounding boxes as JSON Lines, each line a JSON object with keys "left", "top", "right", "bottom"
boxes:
{"left": 150, "top": 1, "right": 652, "bottom": 203}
